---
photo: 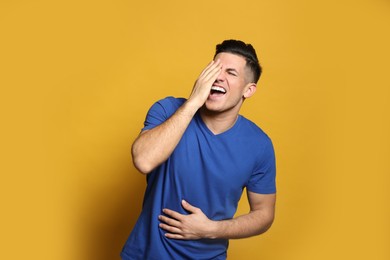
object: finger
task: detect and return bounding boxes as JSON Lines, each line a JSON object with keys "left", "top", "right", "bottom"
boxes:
{"left": 199, "top": 60, "right": 215, "bottom": 77}
{"left": 200, "top": 66, "right": 222, "bottom": 86}
{"left": 162, "top": 208, "right": 184, "bottom": 221}
{"left": 181, "top": 199, "right": 199, "bottom": 213}
{"left": 158, "top": 214, "right": 181, "bottom": 227}
{"left": 164, "top": 233, "right": 185, "bottom": 239}
{"left": 159, "top": 223, "right": 182, "bottom": 234}
{"left": 204, "top": 64, "right": 222, "bottom": 82}
{"left": 199, "top": 59, "right": 221, "bottom": 79}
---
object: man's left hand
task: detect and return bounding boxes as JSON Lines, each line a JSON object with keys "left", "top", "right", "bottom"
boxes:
{"left": 158, "top": 200, "right": 215, "bottom": 240}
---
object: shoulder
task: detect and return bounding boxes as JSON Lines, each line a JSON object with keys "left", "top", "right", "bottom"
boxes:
{"left": 153, "top": 96, "right": 186, "bottom": 113}
{"left": 157, "top": 96, "right": 186, "bottom": 107}
{"left": 239, "top": 116, "right": 272, "bottom": 144}
{"left": 238, "top": 116, "right": 275, "bottom": 160}
{"left": 142, "top": 97, "right": 187, "bottom": 131}
{"left": 147, "top": 96, "right": 186, "bottom": 117}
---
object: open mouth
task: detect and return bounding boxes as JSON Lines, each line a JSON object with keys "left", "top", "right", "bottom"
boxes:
{"left": 210, "top": 86, "right": 226, "bottom": 95}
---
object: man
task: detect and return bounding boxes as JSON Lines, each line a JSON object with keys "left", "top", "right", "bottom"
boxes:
{"left": 121, "top": 39, "right": 276, "bottom": 260}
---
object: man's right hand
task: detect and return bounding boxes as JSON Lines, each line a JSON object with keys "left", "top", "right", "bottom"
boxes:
{"left": 187, "top": 59, "right": 222, "bottom": 109}
{"left": 132, "top": 60, "right": 222, "bottom": 174}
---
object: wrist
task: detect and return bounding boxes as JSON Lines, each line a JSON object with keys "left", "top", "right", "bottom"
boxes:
{"left": 205, "top": 220, "right": 220, "bottom": 239}
{"left": 182, "top": 98, "right": 202, "bottom": 115}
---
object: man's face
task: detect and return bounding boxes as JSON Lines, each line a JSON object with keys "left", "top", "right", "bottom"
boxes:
{"left": 204, "top": 52, "right": 255, "bottom": 114}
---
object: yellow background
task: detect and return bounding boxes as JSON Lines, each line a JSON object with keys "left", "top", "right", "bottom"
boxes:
{"left": 1, "top": 0, "right": 389, "bottom": 259}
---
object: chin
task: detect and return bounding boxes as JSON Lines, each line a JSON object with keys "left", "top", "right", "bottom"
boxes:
{"left": 203, "top": 101, "right": 223, "bottom": 111}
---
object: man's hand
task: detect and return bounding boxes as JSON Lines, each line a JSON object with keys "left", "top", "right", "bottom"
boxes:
{"left": 131, "top": 60, "right": 222, "bottom": 174}
{"left": 158, "top": 200, "right": 216, "bottom": 240}
{"left": 158, "top": 193, "right": 276, "bottom": 240}
{"left": 187, "top": 59, "right": 222, "bottom": 109}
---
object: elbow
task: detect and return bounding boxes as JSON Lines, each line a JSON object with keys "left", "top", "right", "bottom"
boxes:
{"left": 133, "top": 155, "right": 154, "bottom": 175}
{"left": 131, "top": 146, "right": 154, "bottom": 175}
{"left": 261, "top": 218, "right": 274, "bottom": 234}
{"left": 260, "top": 214, "right": 275, "bottom": 235}
{"left": 253, "top": 211, "right": 275, "bottom": 236}
{"left": 133, "top": 158, "right": 154, "bottom": 175}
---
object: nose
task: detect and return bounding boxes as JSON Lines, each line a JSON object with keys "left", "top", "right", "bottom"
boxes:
{"left": 215, "top": 69, "right": 225, "bottom": 82}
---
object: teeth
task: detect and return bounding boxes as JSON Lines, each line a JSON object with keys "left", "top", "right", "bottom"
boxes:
{"left": 211, "top": 86, "right": 226, "bottom": 93}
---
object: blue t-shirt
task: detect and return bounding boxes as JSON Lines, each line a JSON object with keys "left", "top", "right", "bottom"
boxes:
{"left": 121, "top": 97, "right": 276, "bottom": 260}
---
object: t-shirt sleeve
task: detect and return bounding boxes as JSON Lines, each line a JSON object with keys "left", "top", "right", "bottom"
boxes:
{"left": 246, "top": 138, "right": 276, "bottom": 194}
{"left": 141, "top": 96, "right": 184, "bottom": 131}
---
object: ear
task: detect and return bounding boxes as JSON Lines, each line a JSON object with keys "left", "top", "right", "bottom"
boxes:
{"left": 243, "top": 83, "right": 257, "bottom": 98}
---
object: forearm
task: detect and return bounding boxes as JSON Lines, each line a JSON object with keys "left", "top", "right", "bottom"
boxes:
{"left": 132, "top": 60, "right": 222, "bottom": 174}
{"left": 209, "top": 210, "right": 274, "bottom": 239}
{"left": 159, "top": 194, "right": 275, "bottom": 240}
{"left": 132, "top": 100, "right": 199, "bottom": 174}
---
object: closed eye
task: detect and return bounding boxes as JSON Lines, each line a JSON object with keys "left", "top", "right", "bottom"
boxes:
{"left": 226, "top": 68, "right": 238, "bottom": 76}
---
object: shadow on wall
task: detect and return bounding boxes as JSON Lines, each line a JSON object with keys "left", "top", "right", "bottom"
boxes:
{"left": 76, "top": 166, "right": 146, "bottom": 260}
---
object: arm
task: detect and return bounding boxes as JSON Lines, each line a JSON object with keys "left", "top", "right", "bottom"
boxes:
{"left": 158, "top": 191, "right": 276, "bottom": 240}
{"left": 213, "top": 191, "right": 276, "bottom": 239}
{"left": 132, "top": 60, "right": 222, "bottom": 174}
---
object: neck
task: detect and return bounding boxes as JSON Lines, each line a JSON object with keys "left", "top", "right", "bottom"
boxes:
{"left": 199, "top": 108, "right": 239, "bottom": 135}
